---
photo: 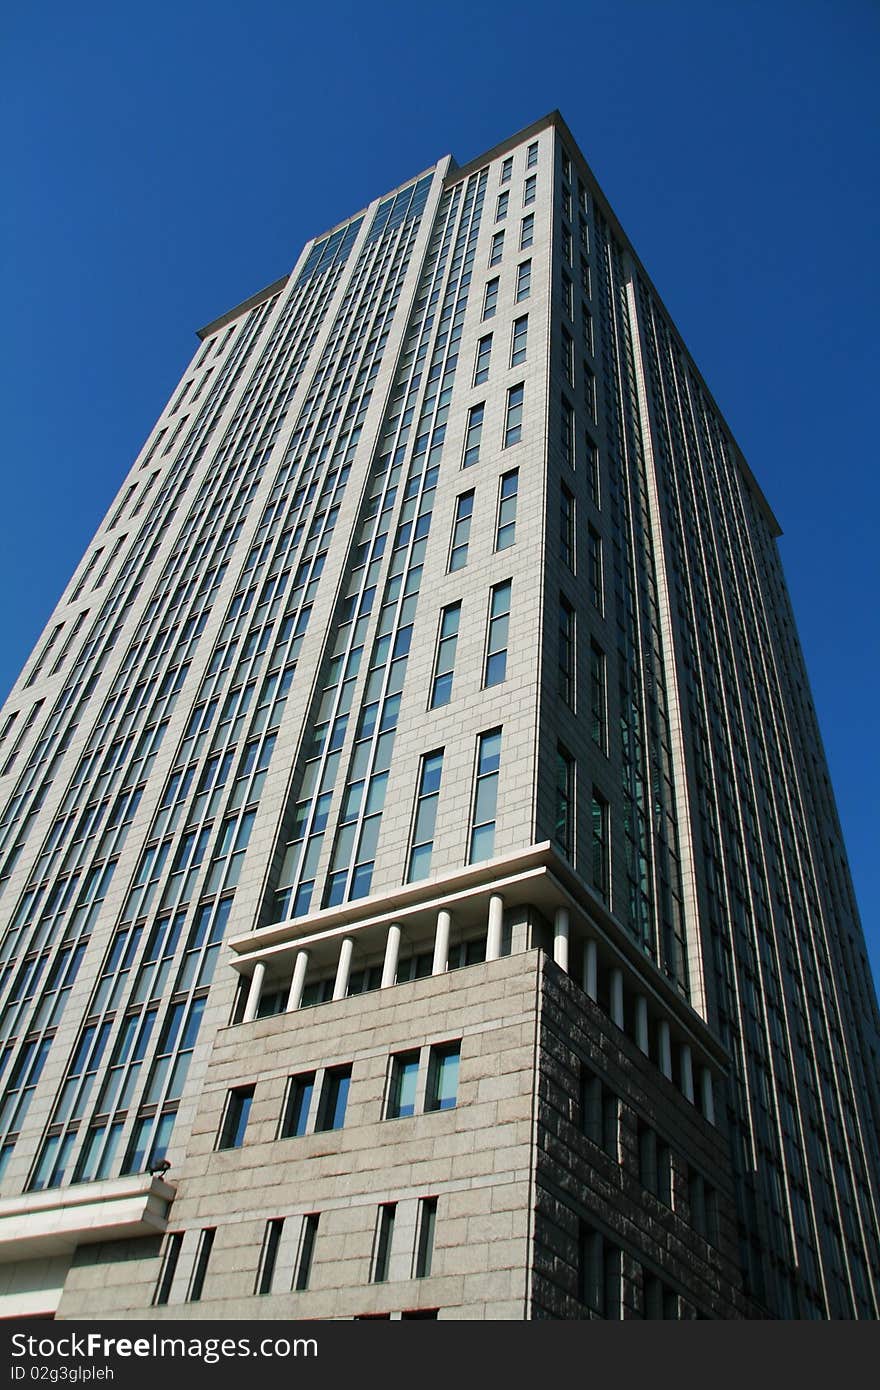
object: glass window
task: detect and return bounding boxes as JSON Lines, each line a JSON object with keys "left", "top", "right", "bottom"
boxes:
{"left": 218, "top": 1085, "right": 254, "bottom": 1150}
{"left": 523, "top": 174, "right": 537, "bottom": 206}
{"left": 515, "top": 260, "right": 531, "bottom": 302}
{"left": 188, "top": 1228, "right": 215, "bottom": 1303}
{"left": 580, "top": 1066, "right": 618, "bottom": 1156}
{"left": 484, "top": 581, "right": 512, "bottom": 687}
{"left": 560, "top": 484, "right": 575, "bottom": 569}
{"left": 415, "top": 1197, "right": 438, "bottom": 1278}
{"left": 430, "top": 605, "right": 460, "bottom": 710}
{"left": 473, "top": 334, "right": 492, "bottom": 385}
{"left": 559, "top": 597, "right": 575, "bottom": 708}
{"left": 407, "top": 751, "right": 444, "bottom": 881}
{"left": 555, "top": 745, "right": 575, "bottom": 859}
{"left": 500, "top": 156, "right": 513, "bottom": 184}
{"left": 256, "top": 1218, "right": 284, "bottom": 1295}
{"left": 315, "top": 1065, "right": 351, "bottom": 1131}
{"left": 482, "top": 278, "right": 499, "bottom": 320}
{"left": 561, "top": 396, "right": 575, "bottom": 468}
{"left": 562, "top": 327, "right": 574, "bottom": 384}
{"left": 462, "top": 402, "right": 484, "bottom": 468}
{"left": 153, "top": 1232, "right": 183, "bottom": 1307}
{"left": 519, "top": 213, "right": 534, "bottom": 249}
{"left": 584, "top": 362, "right": 597, "bottom": 421}
{"left": 591, "top": 788, "right": 609, "bottom": 901}
{"left": 387, "top": 1050, "right": 420, "bottom": 1119}
{"left": 294, "top": 1214, "right": 319, "bottom": 1291}
{"left": 562, "top": 273, "right": 573, "bottom": 319}
{"left": 469, "top": 729, "right": 502, "bottom": 863}
{"left": 495, "top": 470, "right": 519, "bottom": 551}
{"left": 527, "top": 141, "right": 538, "bottom": 168}
{"left": 587, "top": 437, "right": 600, "bottom": 508}
{"left": 373, "top": 1203, "right": 396, "bottom": 1282}
{"left": 504, "top": 383, "right": 524, "bottom": 446}
{"left": 578, "top": 1223, "right": 620, "bottom": 1318}
{"left": 280, "top": 1071, "right": 315, "bottom": 1138}
{"left": 496, "top": 191, "right": 508, "bottom": 221}
{"left": 489, "top": 230, "right": 505, "bottom": 266}
{"left": 448, "top": 491, "right": 474, "bottom": 572}
{"left": 510, "top": 315, "right": 528, "bottom": 366}
{"left": 590, "top": 642, "right": 606, "bottom": 750}
{"left": 426, "top": 1042, "right": 460, "bottom": 1111}
{"left": 588, "top": 527, "right": 603, "bottom": 610}
{"left": 582, "top": 303, "right": 594, "bottom": 355}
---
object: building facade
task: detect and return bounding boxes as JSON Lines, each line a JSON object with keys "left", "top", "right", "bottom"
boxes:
{"left": 0, "top": 112, "right": 878, "bottom": 1320}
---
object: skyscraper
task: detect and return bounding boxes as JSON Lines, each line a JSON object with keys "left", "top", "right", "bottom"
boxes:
{"left": 0, "top": 110, "right": 877, "bottom": 1321}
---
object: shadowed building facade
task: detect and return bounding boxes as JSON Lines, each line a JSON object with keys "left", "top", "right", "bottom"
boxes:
{"left": 0, "top": 112, "right": 878, "bottom": 1320}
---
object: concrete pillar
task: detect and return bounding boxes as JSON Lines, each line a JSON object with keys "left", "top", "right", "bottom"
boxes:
{"left": 332, "top": 936, "right": 354, "bottom": 1001}
{"left": 486, "top": 894, "right": 504, "bottom": 961}
{"left": 610, "top": 968, "right": 624, "bottom": 1029}
{"left": 700, "top": 1067, "right": 716, "bottom": 1126}
{"left": 635, "top": 994, "right": 649, "bottom": 1055}
{"left": 381, "top": 923, "right": 402, "bottom": 988}
{"left": 583, "top": 938, "right": 598, "bottom": 1001}
{"left": 242, "top": 961, "right": 266, "bottom": 1024}
{"left": 658, "top": 1020, "right": 673, "bottom": 1079}
{"left": 287, "top": 949, "right": 309, "bottom": 1012}
{"left": 432, "top": 910, "right": 451, "bottom": 976}
{"left": 553, "top": 906, "right": 570, "bottom": 972}
{"left": 680, "top": 1043, "right": 695, "bottom": 1102}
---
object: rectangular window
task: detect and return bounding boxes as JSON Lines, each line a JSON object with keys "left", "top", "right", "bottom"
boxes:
{"left": 218, "top": 1085, "right": 254, "bottom": 1150}
{"left": 555, "top": 745, "right": 575, "bottom": 859}
{"left": 448, "top": 491, "right": 474, "bottom": 572}
{"left": 587, "top": 527, "right": 603, "bottom": 610}
{"left": 484, "top": 581, "right": 512, "bottom": 687}
{"left": 562, "top": 187, "right": 572, "bottom": 219}
{"left": 504, "top": 383, "right": 524, "bottom": 446}
{"left": 562, "top": 225, "right": 573, "bottom": 264}
{"left": 510, "top": 315, "right": 528, "bottom": 366}
{"left": 469, "top": 729, "right": 502, "bottom": 863}
{"left": 515, "top": 260, "right": 531, "bottom": 302}
{"left": 560, "top": 149, "right": 570, "bottom": 180}
{"left": 581, "top": 257, "right": 591, "bottom": 297}
{"left": 579, "top": 1224, "right": 621, "bottom": 1319}
{"left": 638, "top": 1123, "right": 672, "bottom": 1206}
{"left": 430, "top": 604, "right": 460, "bottom": 709}
{"left": 582, "top": 304, "right": 594, "bottom": 355}
{"left": 372, "top": 1203, "right": 396, "bottom": 1282}
{"left": 387, "top": 1050, "right": 420, "bottom": 1119}
{"left": 496, "top": 191, "right": 508, "bottom": 221}
{"left": 294, "top": 1214, "right": 319, "bottom": 1291}
{"left": 462, "top": 402, "right": 485, "bottom": 467}
{"left": 587, "top": 437, "right": 600, "bottom": 508}
{"left": 561, "top": 397, "right": 575, "bottom": 468}
{"left": 500, "top": 156, "right": 513, "bottom": 183}
{"left": 523, "top": 174, "right": 537, "bottom": 206}
{"left": 482, "top": 278, "right": 499, "bottom": 319}
{"left": 188, "top": 1228, "right": 215, "bottom": 1303}
{"left": 643, "top": 1274, "right": 679, "bottom": 1320}
{"left": 426, "top": 1042, "right": 460, "bottom": 1112}
{"left": 315, "top": 1065, "right": 351, "bottom": 1132}
{"left": 280, "top": 1071, "right": 315, "bottom": 1138}
{"left": 489, "top": 230, "right": 504, "bottom": 266}
{"left": 526, "top": 141, "right": 538, "bottom": 168}
{"left": 589, "top": 642, "right": 606, "bottom": 750}
{"left": 559, "top": 597, "right": 575, "bottom": 708}
{"left": 473, "top": 334, "right": 492, "bottom": 385}
{"left": 519, "top": 213, "right": 534, "bottom": 249}
{"left": 580, "top": 1067, "right": 618, "bottom": 1157}
{"left": 584, "top": 363, "right": 597, "bottom": 421}
{"left": 591, "top": 788, "right": 609, "bottom": 901}
{"left": 562, "top": 273, "right": 573, "bottom": 319}
{"left": 579, "top": 214, "right": 590, "bottom": 248}
{"left": 495, "top": 470, "right": 518, "bottom": 551}
{"left": 562, "top": 327, "right": 574, "bottom": 384}
{"left": 560, "top": 484, "right": 575, "bottom": 569}
{"left": 408, "top": 750, "right": 444, "bottom": 881}
{"left": 689, "top": 1169, "right": 719, "bottom": 1245}
{"left": 256, "top": 1218, "right": 284, "bottom": 1295}
{"left": 153, "top": 1232, "right": 183, "bottom": 1306}
{"left": 415, "top": 1197, "right": 438, "bottom": 1278}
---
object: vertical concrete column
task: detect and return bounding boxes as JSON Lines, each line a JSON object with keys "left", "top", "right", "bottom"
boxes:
{"left": 658, "top": 1020, "right": 673, "bottom": 1079}
{"left": 486, "top": 895, "right": 504, "bottom": 961}
{"left": 635, "top": 995, "right": 649, "bottom": 1055}
{"left": 286, "top": 950, "right": 309, "bottom": 1011}
{"left": 432, "top": 910, "right": 451, "bottom": 976}
{"left": 381, "top": 923, "right": 402, "bottom": 988}
{"left": 700, "top": 1067, "right": 716, "bottom": 1125}
{"left": 583, "top": 938, "right": 598, "bottom": 1001}
{"left": 242, "top": 961, "right": 266, "bottom": 1024}
{"left": 610, "top": 968, "right": 624, "bottom": 1029}
{"left": 680, "top": 1043, "right": 695, "bottom": 1102}
{"left": 332, "top": 936, "right": 354, "bottom": 1001}
{"left": 553, "top": 906, "right": 570, "bottom": 972}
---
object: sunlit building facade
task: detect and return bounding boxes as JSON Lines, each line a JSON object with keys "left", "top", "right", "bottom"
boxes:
{"left": 0, "top": 112, "right": 878, "bottom": 1320}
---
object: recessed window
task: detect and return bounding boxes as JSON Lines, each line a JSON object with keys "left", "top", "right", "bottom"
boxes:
{"left": 515, "top": 260, "right": 531, "bottom": 302}
{"left": 580, "top": 1066, "right": 618, "bottom": 1157}
{"left": 496, "top": 191, "right": 508, "bottom": 221}
{"left": 372, "top": 1203, "right": 396, "bottom": 1283}
{"left": 218, "top": 1085, "right": 254, "bottom": 1150}
{"left": 484, "top": 580, "right": 512, "bottom": 687}
{"left": 584, "top": 363, "right": 597, "bottom": 421}
{"left": 578, "top": 1222, "right": 620, "bottom": 1318}
{"left": 280, "top": 1071, "right": 315, "bottom": 1138}
{"left": 562, "top": 327, "right": 574, "bottom": 385}
{"left": 638, "top": 1122, "right": 672, "bottom": 1207}
{"left": 462, "top": 402, "right": 485, "bottom": 467}
{"left": 255, "top": 1218, "right": 284, "bottom": 1295}
{"left": 430, "top": 605, "right": 460, "bottom": 710}
{"left": 469, "top": 730, "right": 502, "bottom": 863}
{"left": 489, "top": 230, "right": 505, "bottom": 266}
{"left": 500, "top": 156, "right": 513, "bottom": 184}
{"left": 415, "top": 1197, "right": 438, "bottom": 1278}
{"left": 387, "top": 1050, "right": 420, "bottom": 1119}
{"left": 495, "top": 470, "right": 519, "bottom": 551}
{"left": 448, "top": 490, "right": 474, "bottom": 573}
{"left": 558, "top": 597, "right": 575, "bottom": 708}
{"left": 589, "top": 642, "right": 606, "bottom": 750}
{"left": 519, "top": 213, "right": 534, "bottom": 250}
{"left": 188, "top": 1228, "right": 215, "bottom": 1303}
{"left": 407, "top": 752, "right": 444, "bottom": 882}
{"left": 527, "top": 141, "right": 539, "bottom": 168}
{"left": 426, "top": 1042, "right": 460, "bottom": 1112}
{"left": 153, "top": 1232, "right": 183, "bottom": 1307}
{"left": 315, "top": 1065, "right": 351, "bottom": 1132}
{"left": 473, "top": 334, "right": 492, "bottom": 386}
{"left": 561, "top": 396, "right": 575, "bottom": 468}
{"left": 560, "top": 484, "right": 575, "bottom": 570}
{"left": 510, "top": 314, "right": 528, "bottom": 367}
{"left": 524, "top": 175, "right": 537, "bottom": 208}
{"left": 587, "top": 527, "right": 603, "bottom": 611}
{"left": 482, "top": 278, "right": 499, "bottom": 320}
{"left": 504, "top": 383, "right": 524, "bottom": 446}
{"left": 555, "top": 745, "right": 575, "bottom": 860}
{"left": 294, "top": 1214, "right": 319, "bottom": 1291}
{"left": 591, "top": 788, "right": 609, "bottom": 902}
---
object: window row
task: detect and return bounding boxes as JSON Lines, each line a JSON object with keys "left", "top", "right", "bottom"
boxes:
{"left": 471, "top": 314, "right": 528, "bottom": 386}
{"left": 461, "top": 383, "right": 524, "bottom": 468}
{"left": 481, "top": 260, "right": 531, "bottom": 321}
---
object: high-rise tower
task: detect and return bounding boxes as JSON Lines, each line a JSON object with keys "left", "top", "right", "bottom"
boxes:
{"left": 0, "top": 113, "right": 877, "bottom": 1321}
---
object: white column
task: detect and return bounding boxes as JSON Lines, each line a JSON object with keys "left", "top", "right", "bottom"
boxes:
{"left": 332, "top": 936, "right": 354, "bottom": 1001}
{"left": 610, "top": 968, "right": 624, "bottom": 1028}
{"left": 700, "top": 1067, "right": 716, "bottom": 1126}
{"left": 635, "top": 994, "right": 649, "bottom": 1055}
{"left": 680, "top": 1043, "right": 695, "bottom": 1102}
{"left": 553, "top": 906, "right": 570, "bottom": 972}
{"left": 658, "top": 1020, "right": 673, "bottom": 1079}
{"left": 381, "top": 923, "right": 401, "bottom": 988}
{"left": 583, "top": 938, "right": 598, "bottom": 1001}
{"left": 432, "top": 910, "right": 451, "bottom": 976}
{"left": 287, "top": 949, "right": 309, "bottom": 1011}
{"left": 486, "top": 894, "right": 504, "bottom": 961}
{"left": 242, "top": 962, "right": 266, "bottom": 1024}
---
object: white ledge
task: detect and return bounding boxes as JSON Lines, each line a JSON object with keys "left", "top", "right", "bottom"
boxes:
{"left": 0, "top": 1174, "right": 176, "bottom": 1262}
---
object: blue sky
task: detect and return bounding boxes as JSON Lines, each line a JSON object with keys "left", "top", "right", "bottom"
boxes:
{"left": 2, "top": 0, "right": 878, "bottom": 986}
